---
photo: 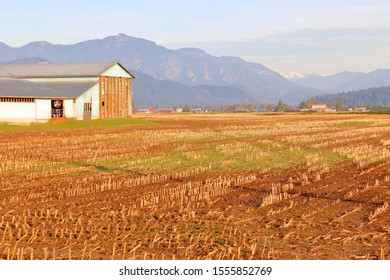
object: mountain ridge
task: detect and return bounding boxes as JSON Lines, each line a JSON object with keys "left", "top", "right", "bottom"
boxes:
{"left": 0, "top": 34, "right": 321, "bottom": 105}
{"left": 294, "top": 70, "right": 390, "bottom": 93}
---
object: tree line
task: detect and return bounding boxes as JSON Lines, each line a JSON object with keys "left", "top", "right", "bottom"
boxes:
{"left": 315, "top": 86, "right": 390, "bottom": 107}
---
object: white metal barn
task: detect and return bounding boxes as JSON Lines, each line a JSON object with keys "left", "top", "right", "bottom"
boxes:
{"left": 0, "top": 62, "right": 135, "bottom": 123}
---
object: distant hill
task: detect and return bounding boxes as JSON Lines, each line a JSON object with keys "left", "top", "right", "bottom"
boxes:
{"left": 315, "top": 86, "right": 390, "bottom": 106}
{"left": 294, "top": 70, "right": 390, "bottom": 93}
{"left": 0, "top": 34, "right": 320, "bottom": 105}
{"left": 132, "top": 71, "right": 257, "bottom": 107}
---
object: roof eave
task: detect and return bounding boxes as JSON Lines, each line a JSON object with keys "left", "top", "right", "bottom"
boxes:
{"left": 9, "top": 75, "right": 99, "bottom": 79}
{"left": 0, "top": 95, "right": 77, "bottom": 99}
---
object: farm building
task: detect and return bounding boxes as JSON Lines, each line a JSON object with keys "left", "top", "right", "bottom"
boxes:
{"left": 136, "top": 107, "right": 156, "bottom": 114}
{"left": 310, "top": 104, "right": 327, "bottom": 112}
{"left": 0, "top": 62, "right": 134, "bottom": 123}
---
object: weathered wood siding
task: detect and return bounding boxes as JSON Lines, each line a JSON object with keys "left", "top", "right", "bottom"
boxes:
{"left": 99, "top": 76, "right": 132, "bottom": 119}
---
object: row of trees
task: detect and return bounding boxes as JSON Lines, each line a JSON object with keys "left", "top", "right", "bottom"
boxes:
{"left": 137, "top": 92, "right": 390, "bottom": 113}
{"left": 316, "top": 86, "right": 390, "bottom": 107}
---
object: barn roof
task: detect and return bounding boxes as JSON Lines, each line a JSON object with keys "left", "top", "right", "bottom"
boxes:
{"left": 0, "top": 78, "right": 97, "bottom": 99}
{"left": 0, "top": 61, "right": 134, "bottom": 78}
{"left": 33, "top": 81, "right": 98, "bottom": 98}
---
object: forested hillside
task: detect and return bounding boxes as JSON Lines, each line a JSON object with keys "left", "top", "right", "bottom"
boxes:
{"left": 316, "top": 86, "right": 390, "bottom": 106}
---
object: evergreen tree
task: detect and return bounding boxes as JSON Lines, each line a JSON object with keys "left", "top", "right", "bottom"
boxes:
{"left": 336, "top": 96, "right": 343, "bottom": 111}
{"left": 299, "top": 101, "right": 308, "bottom": 109}
{"left": 277, "top": 100, "right": 285, "bottom": 112}
{"left": 308, "top": 98, "right": 315, "bottom": 109}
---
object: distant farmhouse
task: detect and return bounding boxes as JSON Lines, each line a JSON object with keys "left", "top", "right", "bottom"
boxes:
{"left": 0, "top": 62, "right": 135, "bottom": 123}
{"left": 310, "top": 104, "right": 327, "bottom": 111}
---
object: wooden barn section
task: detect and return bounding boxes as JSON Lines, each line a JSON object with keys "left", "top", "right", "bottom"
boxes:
{"left": 0, "top": 62, "right": 134, "bottom": 123}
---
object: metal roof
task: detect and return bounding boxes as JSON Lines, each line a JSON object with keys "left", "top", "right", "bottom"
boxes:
{"left": 0, "top": 78, "right": 97, "bottom": 99}
{"left": 32, "top": 81, "right": 98, "bottom": 98}
{"left": 0, "top": 61, "right": 134, "bottom": 78}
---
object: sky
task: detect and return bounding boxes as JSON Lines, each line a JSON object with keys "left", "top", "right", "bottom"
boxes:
{"left": 1, "top": 0, "right": 390, "bottom": 75}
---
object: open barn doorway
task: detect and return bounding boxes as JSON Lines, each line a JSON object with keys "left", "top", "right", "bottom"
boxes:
{"left": 51, "top": 100, "right": 64, "bottom": 118}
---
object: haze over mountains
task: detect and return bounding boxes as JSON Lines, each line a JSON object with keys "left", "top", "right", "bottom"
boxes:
{"left": 293, "top": 70, "right": 390, "bottom": 93}
{"left": 292, "top": 70, "right": 390, "bottom": 106}
{"left": 0, "top": 34, "right": 389, "bottom": 107}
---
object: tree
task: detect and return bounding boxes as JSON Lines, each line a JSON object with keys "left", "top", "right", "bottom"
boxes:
{"left": 336, "top": 96, "right": 343, "bottom": 111}
{"left": 183, "top": 105, "right": 192, "bottom": 112}
{"left": 277, "top": 100, "right": 285, "bottom": 112}
{"left": 308, "top": 98, "right": 315, "bottom": 109}
{"left": 299, "top": 101, "right": 308, "bottom": 109}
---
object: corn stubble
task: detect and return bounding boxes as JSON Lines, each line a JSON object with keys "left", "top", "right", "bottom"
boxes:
{"left": 0, "top": 113, "right": 390, "bottom": 260}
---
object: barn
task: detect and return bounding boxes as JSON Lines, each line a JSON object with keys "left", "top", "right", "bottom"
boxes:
{"left": 0, "top": 62, "right": 135, "bottom": 123}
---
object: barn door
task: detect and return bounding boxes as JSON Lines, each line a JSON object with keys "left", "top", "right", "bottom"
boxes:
{"left": 83, "top": 99, "right": 92, "bottom": 120}
{"left": 51, "top": 100, "right": 64, "bottom": 118}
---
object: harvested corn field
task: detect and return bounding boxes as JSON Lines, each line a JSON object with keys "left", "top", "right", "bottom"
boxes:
{"left": 0, "top": 113, "right": 389, "bottom": 260}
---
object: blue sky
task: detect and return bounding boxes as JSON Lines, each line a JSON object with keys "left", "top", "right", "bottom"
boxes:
{"left": 2, "top": 0, "right": 390, "bottom": 74}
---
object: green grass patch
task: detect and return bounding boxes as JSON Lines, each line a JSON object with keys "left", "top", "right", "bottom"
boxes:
{"left": 0, "top": 118, "right": 156, "bottom": 131}
{"left": 90, "top": 140, "right": 350, "bottom": 174}
{"left": 46, "top": 118, "right": 156, "bottom": 129}
{"left": 332, "top": 121, "right": 375, "bottom": 128}
{"left": 318, "top": 150, "right": 349, "bottom": 166}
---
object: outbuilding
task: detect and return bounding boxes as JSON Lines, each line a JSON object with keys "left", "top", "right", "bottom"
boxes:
{"left": 0, "top": 61, "right": 135, "bottom": 123}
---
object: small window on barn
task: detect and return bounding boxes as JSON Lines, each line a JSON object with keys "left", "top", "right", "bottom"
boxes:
{"left": 102, "top": 101, "right": 105, "bottom": 107}
{"left": 0, "top": 97, "right": 35, "bottom": 102}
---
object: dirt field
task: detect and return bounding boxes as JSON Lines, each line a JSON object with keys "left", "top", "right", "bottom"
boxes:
{"left": 0, "top": 113, "right": 389, "bottom": 260}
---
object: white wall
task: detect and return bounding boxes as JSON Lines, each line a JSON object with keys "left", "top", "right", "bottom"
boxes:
{"left": 64, "top": 99, "right": 75, "bottom": 118}
{"left": 35, "top": 99, "right": 51, "bottom": 120}
{"left": 75, "top": 83, "right": 100, "bottom": 120}
{"left": 102, "top": 64, "right": 133, "bottom": 78}
{"left": 0, "top": 102, "right": 36, "bottom": 121}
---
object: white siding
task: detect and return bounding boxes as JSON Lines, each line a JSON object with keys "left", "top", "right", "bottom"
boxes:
{"left": 102, "top": 64, "right": 132, "bottom": 78}
{"left": 35, "top": 99, "right": 51, "bottom": 120}
{"left": 64, "top": 99, "right": 75, "bottom": 118}
{"left": 0, "top": 102, "right": 36, "bottom": 121}
{"left": 75, "top": 84, "right": 100, "bottom": 120}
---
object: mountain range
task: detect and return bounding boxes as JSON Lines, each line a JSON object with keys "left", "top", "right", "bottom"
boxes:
{"left": 293, "top": 70, "right": 390, "bottom": 93}
{"left": 1, "top": 34, "right": 389, "bottom": 107}
{"left": 0, "top": 34, "right": 320, "bottom": 106}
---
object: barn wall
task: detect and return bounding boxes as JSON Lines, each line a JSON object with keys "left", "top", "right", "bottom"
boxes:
{"left": 64, "top": 99, "right": 75, "bottom": 118}
{"left": 99, "top": 76, "right": 132, "bottom": 118}
{"left": 0, "top": 102, "right": 36, "bottom": 121}
{"left": 75, "top": 83, "right": 99, "bottom": 120}
{"left": 100, "top": 64, "right": 133, "bottom": 119}
{"left": 35, "top": 99, "right": 51, "bottom": 120}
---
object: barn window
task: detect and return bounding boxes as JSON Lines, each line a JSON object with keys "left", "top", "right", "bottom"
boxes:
{"left": 84, "top": 102, "right": 92, "bottom": 112}
{"left": 102, "top": 101, "right": 105, "bottom": 107}
{"left": 0, "top": 97, "right": 35, "bottom": 102}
